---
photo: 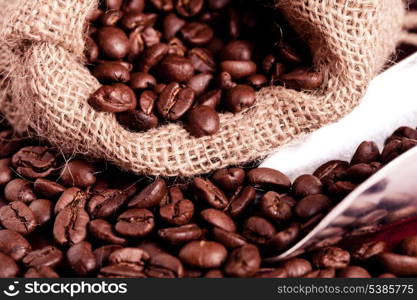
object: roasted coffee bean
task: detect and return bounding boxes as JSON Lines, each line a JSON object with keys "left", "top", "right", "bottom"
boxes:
{"left": 267, "top": 223, "right": 300, "bottom": 254}
{"left": 211, "top": 227, "right": 247, "bottom": 249}
{"left": 99, "top": 264, "right": 147, "bottom": 278}
{"left": 53, "top": 207, "right": 89, "bottom": 245}
{"left": 54, "top": 188, "right": 87, "bottom": 215}
{"left": 242, "top": 216, "right": 276, "bottom": 245}
{"left": 255, "top": 268, "right": 288, "bottom": 278}
{"left": 313, "top": 247, "right": 350, "bottom": 269}
{"left": 327, "top": 181, "right": 356, "bottom": 198}
{"left": 163, "top": 13, "right": 186, "bottom": 40}
{"left": 181, "top": 22, "right": 213, "bottom": 46}
{"left": 179, "top": 240, "right": 227, "bottom": 269}
{"left": 122, "top": 0, "right": 145, "bottom": 13}
{"left": 24, "top": 266, "right": 59, "bottom": 278}
{"left": 29, "top": 199, "right": 53, "bottom": 226}
{"left": 200, "top": 208, "right": 236, "bottom": 232}
{"left": 158, "top": 224, "right": 203, "bottom": 245}
{"left": 197, "top": 89, "right": 222, "bottom": 109}
{"left": 94, "top": 245, "right": 123, "bottom": 268}
{"left": 109, "top": 248, "right": 149, "bottom": 267}
{"left": 187, "top": 73, "right": 213, "bottom": 96}
{"left": 127, "top": 27, "right": 145, "bottom": 61}
{"left": 346, "top": 162, "right": 381, "bottom": 182}
{"left": 303, "top": 269, "right": 335, "bottom": 278}
{"left": 104, "top": 0, "right": 123, "bottom": 10}
{"left": 337, "top": 266, "right": 371, "bottom": 278}
{"left": 352, "top": 241, "right": 386, "bottom": 261}
{"left": 129, "top": 179, "right": 166, "bottom": 208}
{"left": 138, "top": 90, "right": 157, "bottom": 114}
{"left": 220, "top": 40, "right": 252, "bottom": 61}
{"left": 100, "top": 9, "right": 123, "bottom": 26}
{"left": 228, "top": 186, "right": 256, "bottom": 218}
{"left": 139, "top": 43, "right": 169, "bottom": 72}
{"left": 276, "top": 42, "right": 304, "bottom": 65}
{"left": 0, "top": 201, "right": 37, "bottom": 235}
{"left": 121, "top": 12, "right": 157, "bottom": 30}
{"left": 4, "top": 179, "right": 36, "bottom": 203}
{"left": 176, "top": 0, "right": 204, "bottom": 17}
{"left": 192, "top": 177, "right": 228, "bottom": 209}
{"left": 217, "top": 71, "right": 237, "bottom": 90}
{"left": 188, "top": 48, "right": 216, "bottom": 73}
{"left": 89, "top": 83, "right": 137, "bottom": 113}
{"left": 145, "top": 253, "right": 184, "bottom": 278}
{"left": 295, "top": 194, "right": 332, "bottom": 219}
{"left": 159, "top": 198, "right": 194, "bottom": 226}
{"left": 0, "top": 252, "right": 19, "bottom": 278}
{"left": 130, "top": 73, "right": 157, "bottom": 90}
{"left": 225, "top": 244, "right": 261, "bottom": 277}
{"left": 89, "top": 219, "right": 127, "bottom": 245}
{"left": 23, "top": 246, "right": 63, "bottom": 268}
{"left": 246, "top": 74, "right": 267, "bottom": 90}
{"left": 187, "top": 105, "right": 220, "bottom": 137}
{"left": 157, "top": 83, "right": 195, "bottom": 120}
{"left": 247, "top": 168, "right": 291, "bottom": 190}
{"left": 292, "top": 174, "right": 322, "bottom": 198}
{"left": 0, "top": 229, "right": 31, "bottom": 261}
{"left": 167, "top": 37, "right": 187, "bottom": 56}
{"left": 212, "top": 168, "right": 245, "bottom": 192}
{"left": 159, "top": 55, "right": 195, "bottom": 83}
{"left": 225, "top": 84, "right": 256, "bottom": 113}
{"left": 381, "top": 138, "right": 417, "bottom": 164}
{"left": 117, "top": 109, "right": 159, "bottom": 131}
{"left": 115, "top": 208, "right": 154, "bottom": 238}
{"left": 149, "top": 0, "right": 174, "bottom": 12}
{"left": 313, "top": 160, "right": 348, "bottom": 183}
{"left": 384, "top": 205, "right": 417, "bottom": 223}
{"left": 207, "top": 0, "right": 232, "bottom": 10}
{"left": 85, "top": 37, "right": 99, "bottom": 63}
{"left": 355, "top": 209, "right": 388, "bottom": 226}
{"left": 92, "top": 62, "right": 130, "bottom": 83}
{"left": 67, "top": 241, "right": 97, "bottom": 276}
{"left": 96, "top": 26, "right": 129, "bottom": 59}
{"left": 280, "top": 67, "right": 324, "bottom": 90}
{"left": 393, "top": 126, "right": 417, "bottom": 140}
{"left": 259, "top": 191, "right": 292, "bottom": 224}
{"left": 88, "top": 189, "right": 128, "bottom": 219}
{"left": 136, "top": 240, "right": 166, "bottom": 257}
{"left": 379, "top": 252, "right": 417, "bottom": 276}
{"left": 0, "top": 158, "right": 12, "bottom": 186}
{"left": 377, "top": 273, "right": 397, "bottom": 278}
{"left": 402, "top": 235, "right": 417, "bottom": 257}
{"left": 34, "top": 178, "right": 65, "bottom": 199}
{"left": 351, "top": 141, "right": 380, "bottom": 165}
{"left": 60, "top": 160, "right": 96, "bottom": 188}
{"left": 12, "top": 146, "right": 57, "bottom": 179}
{"left": 221, "top": 61, "right": 257, "bottom": 80}
{"left": 281, "top": 258, "right": 312, "bottom": 278}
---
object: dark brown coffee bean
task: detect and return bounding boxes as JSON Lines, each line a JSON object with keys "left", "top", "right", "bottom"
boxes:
{"left": 157, "top": 83, "right": 195, "bottom": 120}
{"left": 187, "top": 105, "right": 220, "bottom": 137}
{"left": 225, "top": 244, "right": 261, "bottom": 277}
{"left": 207, "top": 0, "right": 232, "bottom": 10}
{"left": 303, "top": 269, "right": 335, "bottom": 278}
{"left": 117, "top": 110, "right": 159, "bottom": 132}
{"left": 0, "top": 252, "right": 19, "bottom": 278}
{"left": 292, "top": 174, "right": 322, "bottom": 198}
{"left": 167, "top": 37, "right": 187, "bottom": 56}
{"left": 122, "top": 0, "right": 145, "bottom": 13}
{"left": 54, "top": 187, "right": 87, "bottom": 215}
{"left": 187, "top": 73, "right": 213, "bottom": 96}
{"left": 87, "top": 189, "right": 128, "bottom": 219}
{"left": 312, "top": 247, "right": 350, "bottom": 269}
{"left": 220, "top": 40, "right": 252, "bottom": 61}
{"left": 127, "top": 27, "right": 145, "bottom": 61}
{"left": 96, "top": 26, "right": 129, "bottom": 59}
{"left": 53, "top": 207, "right": 89, "bottom": 245}
{"left": 89, "top": 83, "right": 137, "bottom": 113}
{"left": 280, "top": 68, "right": 324, "bottom": 90}
{"left": 129, "top": 179, "right": 166, "bottom": 208}
{"left": 402, "top": 235, "right": 417, "bottom": 257}
{"left": 0, "top": 201, "right": 37, "bottom": 235}
{"left": 181, "top": 22, "right": 213, "bottom": 46}
{"left": 158, "top": 224, "right": 203, "bottom": 245}
{"left": 384, "top": 205, "right": 417, "bottom": 223}
{"left": 355, "top": 209, "right": 388, "bottom": 226}
{"left": 100, "top": 9, "right": 123, "bottom": 26}
{"left": 159, "top": 199, "right": 194, "bottom": 226}
{"left": 352, "top": 241, "right": 386, "bottom": 261}
{"left": 212, "top": 168, "right": 245, "bottom": 192}
{"left": 242, "top": 216, "right": 276, "bottom": 245}
{"left": 159, "top": 55, "right": 195, "bottom": 83}
{"left": 259, "top": 191, "right": 292, "bottom": 224}
{"left": 228, "top": 186, "right": 256, "bottom": 218}
{"left": 130, "top": 73, "right": 157, "bottom": 90}
{"left": 192, "top": 177, "right": 228, "bottom": 209}
{"left": 220, "top": 61, "right": 257, "bottom": 80}
{"left": 187, "top": 48, "right": 216, "bottom": 73}
{"left": 276, "top": 42, "right": 304, "bottom": 65}
{"left": 12, "top": 146, "right": 57, "bottom": 179}
{"left": 281, "top": 258, "right": 312, "bottom": 278}
{"left": 176, "top": 0, "right": 204, "bottom": 17}
{"left": 197, "top": 89, "right": 222, "bottom": 109}
{"left": 381, "top": 138, "right": 417, "bottom": 164}
{"left": 89, "top": 219, "right": 127, "bottom": 245}
{"left": 337, "top": 266, "right": 371, "bottom": 278}
{"left": 247, "top": 168, "right": 291, "bottom": 190}
{"left": 200, "top": 208, "right": 236, "bottom": 232}
{"left": 295, "top": 194, "right": 332, "bottom": 219}
{"left": 327, "top": 181, "right": 356, "bottom": 198}
{"left": 0, "top": 229, "right": 31, "bottom": 261}
{"left": 94, "top": 245, "right": 123, "bottom": 268}
{"left": 85, "top": 37, "right": 99, "bottom": 63}
{"left": 115, "top": 208, "right": 154, "bottom": 238}
{"left": 60, "top": 160, "right": 96, "bottom": 188}
{"left": 149, "top": 0, "right": 174, "bottom": 12}
{"left": 67, "top": 241, "right": 97, "bottom": 276}
{"left": 29, "top": 199, "right": 53, "bottom": 226}
{"left": 34, "top": 178, "right": 65, "bottom": 199}
{"left": 255, "top": 268, "right": 288, "bottom": 278}
{"left": 267, "top": 223, "right": 300, "bottom": 254}
{"left": 163, "top": 13, "right": 186, "bottom": 40}
{"left": 99, "top": 264, "right": 146, "bottom": 278}
{"left": 246, "top": 74, "right": 267, "bottom": 90}
{"left": 313, "top": 160, "right": 348, "bottom": 183}
{"left": 24, "top": 266, "right": 59, "bottom": 278}
{"left": 351, "top": 141, "right": 380, "bottom": 165}
{"left": 92, "top": 62, "right": 130, "bottom": 83}
{"left": 23, "top": 246, "right": 63, "bottom": 268}
{"left": 211, "top": 227, "right": 247, "bottom": 249}
{"left": 0, "top": 158, "right": 12, "bottom": 186}
{"left": 139, "top": 43, "right": 169, "bottom": 72}
{"left": 109, "top": 247, "right": 150, "bottom": 266}
{"left": 394, "top": 126, "right": 417, "bottom": 140}
{"left": 4, "top": 179, "right": 36, "bottom": 203}
{"left": 120, "top": 12, "right": 157, "bottom": 30}
{"left": 179, "top": 240, "right": 227, "bottom": 268}
{"left": 146, "top": 253, "right": 184, "bottom": 278}
{"left": 346, "top": 162, "right": 381, "bottom": 182}
{"left": 217, "top": 71, "right": 237, "bottom": 90}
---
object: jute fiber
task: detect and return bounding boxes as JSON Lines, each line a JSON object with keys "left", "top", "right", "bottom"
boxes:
{"left": 0, "top": 0, "right": 405, "bottom": 177}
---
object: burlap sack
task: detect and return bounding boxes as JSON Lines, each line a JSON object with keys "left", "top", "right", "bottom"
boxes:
{"left": 0, "top": 0, "right": 405, "bottom": 177}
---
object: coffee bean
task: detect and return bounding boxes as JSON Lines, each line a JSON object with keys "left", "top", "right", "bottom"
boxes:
{"left": 109, "top": 247, "right": 150, "bottom": 266}
{"left": 295, "top": 194, "right": 332, "bottom": 219}
{"left": 23, "top": 246, "right": 63, "bottom": 268}
{"left": 225, "top": 244, "right": 261, "bottom": 277}
{"left": 104, "top": 0, "right": 123, "bottom": 10}
{"left": 159, "top": 198, "right": 194, "bottom": 226}
{"left": 163, "top": 13, "right": 186, "bottom": 40}
{"left": 197, "top": 89, "right": 222, "bottom": 109}
{"left": 277, "top": 42, "right": 304, "bottom": 65}
{"left": 192, "top": 177, "right": 228, "bottom": 209}
{"left": 0, "top": 201, "right": 37, "bottom": 235}
{"left": 188, "top": 48, "right": 216, "bottom": 73}
{"left": 121, "top": 12, "right": 157, "bottom": 30}
{"left": 402, "top": 235, "right": 417, "bottom": 257}
{"left": 89, "top": 219, "right": 127, "bottom": 245}
{"left": 337, "top": 266, "right": 371, "bottom": 278}
{"left": 92, "top": 62, "right": 130, "bottom": 83}
{"left": 255, "top": 268, "right": 288, "bottom": 278}
{"left": 280, "top": 67, "right": 324, "bottom": 90}
{"left": 204, "top": 269, "right": 224, "bottom": 278}
{"left": 12, "top": 146, "right": 57, "bottom": 179}
{"left": 130, "top": 72, "right": 157, "bottom": 90}
{"left": 157, "top": 83, "right": 195, "bottom": 120}
{"left": 159, "top": 55, "right": 195, "bottom": 83}
{"left": 207, "top": 0, "right": 232, "bottom": 10}
{"left": 67, "top": 241, "right": 97, "bottom": 276}
{"left": 220, "top": 40, "right": 252, "bottom": 61}
{"left": 0, "top": 158, "right": 12, "bottom": 186}
{"left": 225, "top": 84, "right": 256, "bottom": 113}
{"left": 377, "top": 273, "right": 397, "bottom": 278}
{"left": 211, "top": 227, "right": 247, "bottom": 249}
{"left": 0, "top": 229, "right": 31, "bottom": 261}
{"left": 117, "top": 109, "right": 159, "bottom": 132}
{"left": 384, "top": 205, "right": 417, "bottom": 223}
{"left": 327, "top": 181, "right": 356, "bottom": 198}
{"left": 313, "top": 247, "right": 350, "bottom": 269}
{"left": 96, "top": 26, "right": 130, "bottom": 59}
{"left": 351, "top": 141, "right": 380, "bottom": 165}
{"left": 220, "top": 61, "right": 257, "bottom": 80}
{"left": 139, "top": 43, "right": 169, "bottom": 72}
{"left": 129, "top": 179, "right": 166, "bottom": 208}
{"left": 247, "top": 168, "right": 291, "bottom": 190}
{"left": 179, "top": 240, "right": 227, "bottom": 268}
{"left": 87, "top": 189, "right": 128, "bottom": 219}
{"left": 89, "top": 83, "right": 137, "bottom": 113}
{"left": 158, "top": 224, "right": 203, "bottom": 245}
{"left": 60, "top": 160, "right": 96, "bottom": 188}
{"left": 29, "top": 199, "right": 53, "bottom": 226}
{"left": 99, "top": 264, "right": 147, "bottom": 278}
{"left": 0, "top": 252, "right": 19, "bottom": 278}
{"left": 228, "top": 186, "right": 255, "bottom": 218}
{"left": 187, "top": 73, "right": 213, "bottom": 96}
{"left": 267, "top": 223, "right": 300, "bottom": 254}
{"left": 146, "top": 253, "right": 184, "bottom": 278}
{"left": 53, "top": 206, "right": 89, "bottom": 245}
{"left": 382, "top": 138, "right": 417, "bottom": 164}
{"left": 24, "top": 266, "right": 59, "bottom": 278}
{"left": 217, "top": 71, "right": 237, "bottom": 90}
{"left": 150, "top": 0, "right": 174, "bottom": 12}
{"left": 115, "top": 208, "right": 154, "bottom": 238}
{"left": 176, "top": 0, "right": 204, "bottom": 17}
{"left": 94, "top": 245, "right": 123, "bottom": 268}
{"left": 259, "top": 191, "right": 292, "bottom": 224}
{"left": 200, "top": 208, "right": 236, "bottom": 232}
{"left": 246, "top": 74, "right": 267, "bottom": 90}
{"left": 34, "top": 179, "right": 65, "bottom": 199}
{"left": 167, "top": 37, "right": 187, "bottom": 56}
{"left": 212, "top": 168, "right": 245, "bottom": 192}
{"left": 292, "top": 174, "right": 322, "bottom": 198}
{"left": 313, "top": 160, "right": 348, "bottom": 183}
{"left": 181, "top": 22, "right": 213, "bottom": 46}
{"left": 393, "top": 126, "right": 417, "bottom": 140}
{"left": 352, "top": 241, "right": 386, "bottom": 261}
{"left": 54, "top": 187, "right": 87, "bottom": 215}
{"left": 355, "top": 209, "right": 388, "bottom": 226}
{"left": 4, "top": 179, "right": 36, "bottom": 203}
{"left": 346, "top": 162, "right": 381, "bottom": 182}
{"left": 187, "top": 105, "right": 220, "bottom": 137}
{"left": 281, "top": 258, "right": 312, "bottom": 278}
{"left": 242, "top": 216, "right": 276, "bottom": 245}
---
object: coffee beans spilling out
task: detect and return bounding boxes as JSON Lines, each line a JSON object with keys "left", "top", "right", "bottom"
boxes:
{"left": 1, "top": 119, "right": 417, "bottom": 277}
{"left": 86, "top": 0, "right": 320, "bottom": 137}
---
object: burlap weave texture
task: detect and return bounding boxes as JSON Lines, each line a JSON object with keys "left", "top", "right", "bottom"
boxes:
{"left": 0, "top": 0, "right": 405, "bottom": 177}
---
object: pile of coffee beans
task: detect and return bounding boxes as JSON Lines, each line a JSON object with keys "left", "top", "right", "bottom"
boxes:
{"left": 86, "top": 0, "right": 320, "bottom": 137}
{"left": 1, "top": 116, "right": 417, "bottom": 277}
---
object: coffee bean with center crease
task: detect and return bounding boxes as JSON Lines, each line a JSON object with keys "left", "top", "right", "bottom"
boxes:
{"left": 188, "top": 48, "right": 216, "bottom": 73}
{"left": 267, "top": 223, "right": 300, "bottom": 254}
{"left": 212, "top": 167, "right": 245, "bottom": 192}
{"left": 159, "top": 55, "right": 195, "bottom": 83}
{"left": 94, "top": 245, "right": 123, "bottom": 268}
{"left": 228, "top": 186, "right": 256, "bottom": 218}
{"left": 34, "top": 178, "right": 65, "bottom": 199}
{"left": 130, "top": 72, "right": 157, "bottom": 90}
{"left": 220, "top": 40, "right": 253, "bottom": 61}
{"left": 163, "top": 13, "right": 186, "bottom": 40}
{"left": 4, "top": 179, "right": 36, "bottom": 203}
{"left": 92, "top": 62, "right": 130, "bottom": 83}
{"left": 67, "top": 241, "right": 97, "bottom": 276}
{"left": 117, "top": 109, "right": 159, "bottom": 132}
{"left": 158, "top": 224, "right": 203, "bottom": 245}
{"left": 89, "top": 83, "right": 137, "bottom": 113}
{"left": 200, "top": 208, "right": 236, "bottom": 232}
{"left": 176, "top": 0, "right": 204, "bottom": 17}
{"left": 139, "top": 43, "right": 168, "bottom": 72}
{"left": 157, "top": 82, "right": 195, "bottom": 120}
{"left": 292, "top": 174, "right": 323, "bottom": 198}
{"left": 197, "top": 89, "right": 222, "bottom": 109}
{"left": 109, "top": 248, "right": 150, "bottom": 267}
{"left": 29, "top": 199, "right": 53, "bottom": 226}
{"left": 211, "top": 227, "right": 247, "bottom": 249}
{"left": 122, "top": 0, "right": 146, "bottom": 13}
{"left": 179, "top": 240, "right": 227, "bottom": 269}
{"left": 181, "top": 22, "right": 213, "bottom": 46}
{"left": 221, "top": 61, "right": 257, "bottom": 80}
{"left": 281, "top": 258, "right": 312, "bottom": 278}
{"left": 312, "top": 247, "right": 350, "bottom": 269}
{"left": 346, "top": 162, "right": 381, "bottom": 182}
{"left": 0, "top": 229, "right": 31, "bottom": 261}
{"left": 59, "top": 160, "right": 96, "bottom": 188}
{"left": 12, "top": 146, "right": 57, "bottom": 179}
{"left": 280, "top": 67, "right": 324, "bottom": 90}
{"left": 187, "top": 105, "right": 220, "bottom": 137}
{"left": 0, "top": 202, "right": 37, "bottom": 235}
{"left": 381, "top": 138, "right": 417, "bottom": 164}
{"left": 53, "top": 206, "right": 89, "bottom": 246}
{"left": 159, "top": 198, "right": 194, "bottom": 226}
{"left": 87, "top": 189, "right": 128, "bottom": 219}
{"left": 150, "top": 0, "right": 174, "bottom": 12}
{"left": 192, "top": 177, "right": 228, "bottom": 209}
{"left": 352, "top": 241, "right": 386, "bottom": 261}
{"left": 95, "top": 26, "right": 129, "bottom": 59}
{"left": 54, "top": 187, "right": 88, "bottom": 215}
{"left": 23, "top": 246, "right": 63, "bottom": 268}
{"left": 0, "top": 158, "right": 12, "bottom": 186}
{"left": 187, "top": 73, "right": 213, "bottom": 96}
{"left": 145, "top": 253, "right": 184, "bottom": 278}
{"left": 225, "top": 244, "right": 261, "bottom": 278}
{"left": 128, "top": 179, "right": 166, "bottom": 208}
{"left": 115, "top": 208, "right": 154, "bottom": 238}
{"left": 0, "top": 252, "right": 19, "bottom": 278}
{"left": 89, "top": 219, "right": 127, "bottom": 245}
{"left": 242, "top": 216, "right": 276, "bottom": 245}
{"left": 295, "top": 194, "right": 332, "bottom": 219}
{"left": 247, "top": 168, "right": 291, "bottom": 190}
{"left": 259, "top": 191, "right": 292, "bottom": 224}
